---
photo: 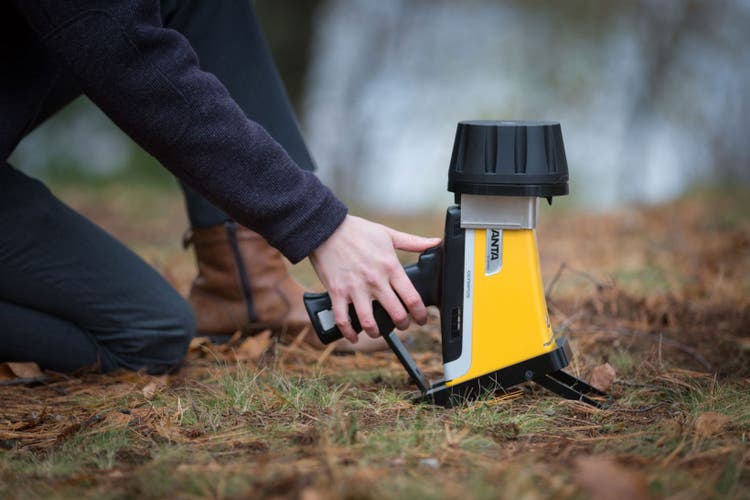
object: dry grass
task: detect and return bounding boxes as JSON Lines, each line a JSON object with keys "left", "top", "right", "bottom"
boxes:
{"left": 1, "top": 184, "right": 748, "bottom": 499}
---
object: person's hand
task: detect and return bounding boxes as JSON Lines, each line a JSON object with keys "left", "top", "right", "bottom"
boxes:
{"left": 309, "top": 215, "right": 441, "bottom": 343}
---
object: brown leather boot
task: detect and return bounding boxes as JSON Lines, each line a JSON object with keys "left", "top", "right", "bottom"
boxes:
{"left": 183, "top": 221, "right": 310, "bottom": 336}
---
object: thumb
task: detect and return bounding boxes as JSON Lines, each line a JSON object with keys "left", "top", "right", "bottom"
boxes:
{"left": 387, "top": 228, "right": 442, "bottom": 252}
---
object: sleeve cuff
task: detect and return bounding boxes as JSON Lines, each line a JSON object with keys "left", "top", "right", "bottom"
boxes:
{"left": 270, "top": 190, "right": 348, "bottom": 264}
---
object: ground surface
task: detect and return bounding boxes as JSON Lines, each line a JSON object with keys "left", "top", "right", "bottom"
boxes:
{"left": 1, "top": 184, "right": 749, "bottom": 499}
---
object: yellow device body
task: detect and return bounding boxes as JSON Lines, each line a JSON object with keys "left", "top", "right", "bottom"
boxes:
{"left": 446, "top": 228, "right": 556, "bottom": 387}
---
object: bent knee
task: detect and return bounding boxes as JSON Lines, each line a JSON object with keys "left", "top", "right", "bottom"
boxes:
{"left": 103, "top": 298, "right": 196, "bottom": 374}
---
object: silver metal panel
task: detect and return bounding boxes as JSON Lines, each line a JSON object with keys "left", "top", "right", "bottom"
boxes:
{"left": 317, "top": 309, "right": 336, "bottom": 331}
{"left": 460, "top": 195, "right": 539, "bottom": 229}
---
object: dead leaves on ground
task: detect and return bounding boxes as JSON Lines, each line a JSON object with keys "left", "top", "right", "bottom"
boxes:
{"left": 141, "top": 376, "right": 168, "bottom": 400}
{"left": 188, "top": 330, "right": 272, "bottom": 364}
{"left": 574, "top": 456, "right": 651, "bottom": 500}
{"left": 1, "top": 192, "right": 749, "bottom": 497}
{"left": 694, "top": 412, "right": 731, "bottom": 439}
{"left": 589, "top": 363, "right": 616, "bottom": 392}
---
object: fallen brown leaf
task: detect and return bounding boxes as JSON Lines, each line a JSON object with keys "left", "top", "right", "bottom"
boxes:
{"left": 0, "top": 362, "right": 44, "bottom": 381}
{"left": 188, "top": 336, "right": 211, "bottom": 353}
{"left": 234, "top": 330, "right": 272, "bottom": 362}
{"left": 694, "top": 412, "right": 731, "bottom": 438}
{"left": 574, "top": 456, "right": 651, "bottom": 500}
{"left": 142, "top": 376, "right": 168, "bottom": 400}
{"left": 103, "top": 410, "right": 132, "bottom": 428}
{"left": 589, "top": 362, "right": 616, "bottom": 392}
{"left": 300, "top": 487, "right": 325, "bottom": 500}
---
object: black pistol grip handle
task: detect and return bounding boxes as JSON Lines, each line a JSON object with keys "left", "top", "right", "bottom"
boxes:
{"left": 302, "top": 292, "right": 360, "bottom": 345}
{"left": 303, "top": 245, "right": 442, "bottom": 345}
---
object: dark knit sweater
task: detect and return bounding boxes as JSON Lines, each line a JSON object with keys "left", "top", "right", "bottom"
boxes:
{"left": 1, "top": 0, "right": 347, "bottom": 263}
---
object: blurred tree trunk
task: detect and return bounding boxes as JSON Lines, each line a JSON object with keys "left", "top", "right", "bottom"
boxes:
{"left": 618, "top": 0, "right": 704, "bottom": 198}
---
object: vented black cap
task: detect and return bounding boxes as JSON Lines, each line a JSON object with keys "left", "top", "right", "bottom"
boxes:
{"left": 447, "top": 120, "right": 569, "bottom": 198}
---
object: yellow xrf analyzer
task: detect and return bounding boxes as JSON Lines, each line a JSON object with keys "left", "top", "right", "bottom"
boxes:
{"left": 305, "top": 121, "right": 609, "bottom": 408}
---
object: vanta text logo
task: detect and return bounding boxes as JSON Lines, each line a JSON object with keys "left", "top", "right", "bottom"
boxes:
{"left": 485, "top": 229, "right": 502, "bottom": 276}
{"left": 489, "top": 229, "right": 500, "bottom": 260}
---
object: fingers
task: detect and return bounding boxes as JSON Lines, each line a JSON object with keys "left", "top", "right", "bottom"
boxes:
{"left": 375, "top": 285, "right": 410, "bottom": 332}
{"left": 383, "top": 227, "right": 435, "bottom": 327}
{"left": 330, "top": 293, "right": 358, "bottom": 343}
{"left": 350, "top": 273, "right": 411, "bottom": 338}
{"left": 389, "top": 266, "right": 427, "bottom": 325}
{"left": 386, "top": 227, "right": 441, "bottom": 252}
{"left": 309, "top": 215, "right": 439, "bottom": 343}
{"left": 351, "top": 292, "right": 379, "bottom": 338}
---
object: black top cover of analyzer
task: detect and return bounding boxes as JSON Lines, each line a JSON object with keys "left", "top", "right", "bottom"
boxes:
{"left": 447, "top": 121, "right": 569, "bottom": 198}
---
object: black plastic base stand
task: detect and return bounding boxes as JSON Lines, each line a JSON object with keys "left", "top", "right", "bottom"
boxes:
{"left": 533, "top": 369, "right": 610, "bottom": 409}
{"left": 384, "top": 331, "right": 429, "bottom": 393}
{"left": 384, "top": 335, "right": 611, "bottom": 409}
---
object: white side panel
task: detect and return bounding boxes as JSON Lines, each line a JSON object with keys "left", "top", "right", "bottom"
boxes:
{"left": 443, "top": 228, "right": 474, "bottom": 381}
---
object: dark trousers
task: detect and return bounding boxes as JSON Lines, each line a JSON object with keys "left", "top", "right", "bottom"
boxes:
{"left": 0, "top": 0, "right": 313, "bottom": 373}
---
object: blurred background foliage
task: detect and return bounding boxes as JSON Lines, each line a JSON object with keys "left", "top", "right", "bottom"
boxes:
{"left": 9, "top": 0, "right": 750, "bottom": 212}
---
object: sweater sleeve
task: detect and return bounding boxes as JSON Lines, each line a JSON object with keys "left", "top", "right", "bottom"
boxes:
{"left": 11, "top": 0, "right": 347, "bottom": 263}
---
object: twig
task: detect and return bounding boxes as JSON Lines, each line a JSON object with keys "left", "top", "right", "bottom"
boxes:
{"left": 661, "top": 437, "right": 687, "bottom": 467}
{"left": 678, "top": 446, "right": 737, "bottom": 465}
{"left": 261, "top": 382, "right": 321, "bottom": 423}
{"left": 316, "top": 342, "right": 337, "bottom": 367}
{"left": 278, "top": 326, "right": 310, "bottom": 365}
{"left": 601, "top": 326, "right": 713, "bottom": 372}
{"left": 556, "top": 310, "right": 584, "bottom": 335}
{"left": 569, "top": 430, "right": 651, "bottom": 442}
{"left": 0, "top": 376, "right": 48, "bottom": 387}
{"left": 614, "top": 400, "right": 673, "bottom": 414}
{"left": 613, "top": 380, "right": 659, "bottom": 388}
{"left": 545, "top": 262, "right": 611, "bottom": 300}
{"left": 545, "top": 262, "right": 567, "bottom": 299}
